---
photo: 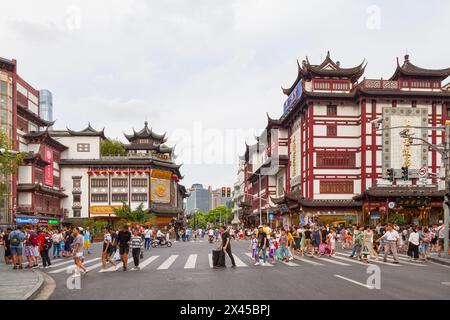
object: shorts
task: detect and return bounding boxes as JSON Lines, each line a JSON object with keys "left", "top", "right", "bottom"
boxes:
{"left": 64, "top": 242, "right": 72, "bottom": 251}
{"left": 84, "top": 240, "right": 91, "bottom": 248}
{"left": 103, "top": 244, "right": 113, "bottom": 255}
{"left": 119, "top": 245, "right": 129, "bottom": 255}
{"left": 10, "top": 246, "right": 22, "bottom": 256}
{"left": 25, "top": 245, "right": 35, "bottom": 257}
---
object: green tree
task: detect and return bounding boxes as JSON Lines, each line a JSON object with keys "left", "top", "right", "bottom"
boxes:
{"left": 100, "top": 139, "right": 126, "bottom": 156}
{"left": 387, "top": 213, "right": 405, "bottom": 226}
{"left": 0, "top": 130, "right": 26, "bottom": 175}
{"left": 206, "top": 206, "right": 233, "bottom": 227}
{"left": 113, "top": 202, "right": 155, "bottom": 224}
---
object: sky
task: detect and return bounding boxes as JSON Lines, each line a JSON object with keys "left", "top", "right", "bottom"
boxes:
{"left": 1, "top": 0, "right": 449, "bottom": 189}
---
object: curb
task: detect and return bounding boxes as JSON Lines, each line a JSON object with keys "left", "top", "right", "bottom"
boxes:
{"left": 22, "top": 270, "right": 45, "bottom": 300}
{"left": 429, "top": 256, "right": 450, "bottom": 266}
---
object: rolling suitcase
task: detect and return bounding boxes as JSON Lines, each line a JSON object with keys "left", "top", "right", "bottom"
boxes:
{"left": 212, "top": 249, "right": 225, "bottom": 267}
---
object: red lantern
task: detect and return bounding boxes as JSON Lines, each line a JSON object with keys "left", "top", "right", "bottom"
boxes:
{"left": 144, "top": 169, "right": 151, "bottom": 174}
{"left": 130, "top": 169, "right": 136, "bottom": 175}
{"left": 87, "top": 170, "right": 92, "bottom": 175}
{"left": 93, "top": 170, "right": 100, "bottom": 175}
{"left": 109, "top": 170, "right": 114, "bottom": 174}
{"left": 101, "top": 170, "right": 107, "bottom": 175}
{"left": 137, "top": 170, "right": 143, "bottom": 175}
{"left": 115, "top": 170, "right": 121, "bottom": 175}
{"left": 123, "top": 170, "right": 129, "bottom": 175}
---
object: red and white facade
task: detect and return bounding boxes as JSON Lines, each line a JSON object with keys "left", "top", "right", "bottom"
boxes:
{"left": 237, "top": 53, "right": 450, "bottom": 227}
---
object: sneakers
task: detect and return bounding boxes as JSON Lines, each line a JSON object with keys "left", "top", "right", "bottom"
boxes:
{"left": 19, "top": 265, "right": 23, "bottom": 270}
{"left": 13, "top": 265, "right": 18, "bottom": 270}
{"left": 254, "top": 262, "right": 260, "bottom": 266}
{"left": 260, "top": 262, "right": 266, "bottom": 266}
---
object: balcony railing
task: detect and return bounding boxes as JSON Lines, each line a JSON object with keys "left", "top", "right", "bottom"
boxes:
{"left": 360, "top": 79, "right": 399, "bottom": 90}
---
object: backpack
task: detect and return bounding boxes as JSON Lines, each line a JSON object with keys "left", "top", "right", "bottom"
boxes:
{"left": 29, "top": 232, "right": 39, "bottom": 246}
{"left": 44, "top": 236, "right": 52, "bottom": 250}
{"left": 10, "top": 232, "right": 21, "bottom": 247}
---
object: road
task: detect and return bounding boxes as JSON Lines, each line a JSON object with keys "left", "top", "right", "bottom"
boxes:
{"left": 2, "top": 239, "right": 450, "bottom": 299}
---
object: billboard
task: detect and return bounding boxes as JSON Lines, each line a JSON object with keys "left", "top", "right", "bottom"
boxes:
{"left": 283, "top": 80, "right": 302, "bottom": 115}
{"left": 44, "top": 146, "right": 54, "bottom": 186}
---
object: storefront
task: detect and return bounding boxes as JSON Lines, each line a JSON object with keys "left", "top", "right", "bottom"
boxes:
{"left": 14, "top": 215, "right": 60, "bottom": 227}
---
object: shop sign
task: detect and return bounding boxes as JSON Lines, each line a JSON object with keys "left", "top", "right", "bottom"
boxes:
{"left": 370, "top": 214, "right": 381, "bottom": 219}
{"left": 15, "top": 217, "right": 39, "bottom": 224}
{"left": 269, "top": 213, "right": 274, "bottom": 221}
{"left": 90, "top": 205, "right": 122, "bottom": 215}
{"left": 283, "top": 80, "right": 302, "bottom": 115}
{"left": 397, "top": 198, "right": 430, "bottom": 208}
{"left": 388, "top": 201, "right": 396, "bottom": 209}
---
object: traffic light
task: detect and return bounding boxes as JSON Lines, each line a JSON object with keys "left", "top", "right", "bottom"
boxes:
{"left": 401, "top": 166, "right": 409, "bottom": 181}
{"left": 226, "top": 187, "right": 231, "bottom": 198}
{"left": 221, "top": 187, "right": 226, "bottom": 197}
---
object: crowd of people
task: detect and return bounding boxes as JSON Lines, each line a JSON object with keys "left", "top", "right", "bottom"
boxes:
{"left": 0, "top": 223, "right": 171, "bottom": 275}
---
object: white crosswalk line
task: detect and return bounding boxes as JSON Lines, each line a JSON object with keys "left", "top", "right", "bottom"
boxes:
{"left": 320, "top": 257, "right": 351, "bottom": 266}
{"left": 332, "top": 255, "right": 371, "bottom": 266}
{"left": 138, "top": 255, "right": 159, "bottom": 269}
{"left": 281, "top": 260, "right": 299, "bottom": 267}
{"left": 184, "top": 254, "right": 197, "bottom": 269}
{"left": 49, "top": 258, "right": 99, "bottom": 268}
{"left": 208, "top": 254, "right": 213, "bottom": 268}
{"left": 104, "top": 258, "right": 133, "bottom": 272}
{"left": 232, "top": 254, "right": 248, "bottom": 267}
{"left": 157, "top": 255, "right": 178, "bottom": 270}
{"left": 293, "top": 256, "right": 324, "bottom": 266}
{"left": 244, "top": 253, "right": 273, "bottom": 266}
{"left": 335, "top": 252, "right": 401, "bottom": 267}
{"left": 48, "top": 258, "right": 102, "bottom": 274}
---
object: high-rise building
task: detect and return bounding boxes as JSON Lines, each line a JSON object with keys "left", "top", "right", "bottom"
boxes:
{"left": 186, "top": 184, "right": 211, "bottom": 213}
{"left": 39, "top": 89, "right": 53, "bottom": 129}
{"left": 210, "top": 188, "right": 232, "bottom": 210}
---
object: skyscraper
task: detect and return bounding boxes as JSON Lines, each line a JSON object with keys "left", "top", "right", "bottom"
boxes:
{"left": 39, "top": 89, "right": 53, "bottom": 129}
{"left": 186, "top": 184, "right": 211, "bottom": 213}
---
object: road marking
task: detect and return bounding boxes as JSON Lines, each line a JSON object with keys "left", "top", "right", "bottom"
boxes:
{"left": 139, "top": 255, "right": 159, "bottom": 269}
{"left": 104, "top": 258, "right": 133, "bottom": 272}
{"left": 208, "top": 254, "right": 213, "bottom": 268}
{"left": 184, "top": 254, "right": 197, "bottom": 269}
{"left": 293, "top": 256, "right": 324, "bottom": 266}
{"left": 49, "top": 258, "right": 99, "bottom": 268}
{"left": 334, "top": 274, "right": 375, "bottom": 289}
{"left": 280, "top": 260, "right": 299, "bottom": 267}
{"left": 335, "top": 252, "right": 400, "bottom": 267}
{"left": 320, "top": 257, "right": 351, "bottom": 266}
{"left": 332, "top": 255, "right": 370, "bottom": 266}
{"left": 244, "top": 253, "right": 273, "bottom": 266}
{"left": 157, "top": 255, "right": 178, "bottom": 270}
{"left": 48, "top": 258, "right": 102, "bottom": 274}
{"left": 232, "top": 254, "right": 248, "bottom": 267}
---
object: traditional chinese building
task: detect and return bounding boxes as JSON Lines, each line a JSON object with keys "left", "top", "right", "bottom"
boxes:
{"left": 237, "top": 52, "right": 450, "bottom": 227}
{"left": 51, "top": 122, "right": 188, "bottom": 226}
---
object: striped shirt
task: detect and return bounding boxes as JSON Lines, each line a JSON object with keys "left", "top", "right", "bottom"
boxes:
{"left": 130, "top": 236, "right": 142, "bottom": 249}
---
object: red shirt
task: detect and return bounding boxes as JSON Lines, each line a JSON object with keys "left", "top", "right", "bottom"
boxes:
{"left": 38, "top": 233, "right": 47, "bottom": 251}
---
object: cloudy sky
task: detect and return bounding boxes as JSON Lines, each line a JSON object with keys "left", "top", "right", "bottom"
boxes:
{"left": 1, "top": 0, "right": 449, "bottom": 189}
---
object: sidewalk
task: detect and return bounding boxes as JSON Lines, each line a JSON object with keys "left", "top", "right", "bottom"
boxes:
{"left": 0, "top": 263, "right": 44, "bottom": 300}
{"left": 429, "top": 253, "right": 450, "bottom": 266}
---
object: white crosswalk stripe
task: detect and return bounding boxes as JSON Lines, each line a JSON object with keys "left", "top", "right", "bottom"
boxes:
{"left": 293, "top": 256, "right": 324, "bottom": 266}
{"left": 208, "top": 254, "right": 213, "bottom": 268}
{"left": 232, "top": 254, "right": 248, "bottom": 267}
{"left": 332, "top": 255, "right": 371, "bottom": 266}
{"left": 335, "top": 252, "right": 400, "bottom": 267}
{"left": 157, "top": 255, "right": 178, "bottom": 270}
{"left": 138, "top": 255, "right": 159, "bottom": 269}
{"left": 104, "top": 258, "right": 133, "bottom": 272}
{"left": 319, "top": 257, "right": 351, "bottom": 266}
{"left": 280, "top": 260, "right": 299, "bottom": 267}
{"left": 184, "top": 254, "right": 197, "bottom": 269}
{"left": 48, "top": 258, "right": 102, "bottom": 274}
{"left": 49, "top": 258, "right": 93, "bottom": 268}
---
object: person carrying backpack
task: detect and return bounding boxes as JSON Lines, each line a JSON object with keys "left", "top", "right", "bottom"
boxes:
{"left": 9, "top": 225, "right": 25, "bottom": 270}
{"left": 24, "top": 226, "right": 39, "bottom": 268}
{"left": 38, "top": 229, "right": 52, "bottom": 268}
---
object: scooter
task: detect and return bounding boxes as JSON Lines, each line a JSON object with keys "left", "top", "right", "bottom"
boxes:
{"left": 151, "top": 238, "right": 172, "bottom": 248}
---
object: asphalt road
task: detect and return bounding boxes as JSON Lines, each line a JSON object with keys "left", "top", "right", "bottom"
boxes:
{"left": 2, "top": 239, "right": 450, "bottom": 300}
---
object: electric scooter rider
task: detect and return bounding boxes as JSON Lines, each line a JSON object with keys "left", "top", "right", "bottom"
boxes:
{"left": 156, "top": 229, "right": 165, "bottom": 246}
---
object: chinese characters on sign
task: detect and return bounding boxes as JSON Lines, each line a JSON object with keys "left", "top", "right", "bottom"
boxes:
{"left": 44, "top": 146, "right": 54, "bottom": 186}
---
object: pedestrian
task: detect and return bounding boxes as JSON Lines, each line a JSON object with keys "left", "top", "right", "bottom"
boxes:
{"left": 2, "top": 227, "right": 12, "bottom": 265}
{"left": 144, "top": 226, "right": 152, "bottom": 250}
{"left": 348, "top": 226, "right": 360, "bottom": 258}
{"left": 407, "top": 226, "right": 420, "bottom": 261}
{"left": 249, "top": 233, "right": 257, "bottom": 258}
{"left": 100, "top": 227, "right": 118, "bottom": 272}
{"left": 24, "top": 225, "right": 39, "bottom": 268}
{"left": 130, "top": 229, "right": 143, "bottom": 270}
{"left": 304, "top": 224, "right": 312, "bottom": 255}
{"left": 311, "top": 225, "right": 322, "bottom": 258}
{"left": 254, "top": 226, "right": 267, "bottom": 266}
{"left": 83, "top": 227, "right": 91, "bottom": 255}
{"left": 51, "top": 229, "right": 63, "bottom": 258}
{"left": 38, "top": 229, "right": 52, "bottom": 268}
{"left": 72, "top": 227, "right": 88, "bottom": 275}
{"left": 63, "top": 226, "right": 73, "bottom": 257}
{"left": 278, "top": 229, "right": 290, "bottom": 262}
{"left": 363, "top": 226, "right": 378, "bottom": 261}
{"left": 419, "top": 227, "right": 431, "bottom": 260}
{"left": 268, "top": 233, "right": 276, "bottom": 263}
{"left": 327, "top": 228, "right": 336, "bottom": 256}
{"left": 376, "top": 224, "right": 400, "bottom": 264}
{"left": 218, "top": 225, "right": 236, "bottom": 268}
{"left": 117, "top": 225, "right": 132, "bottom": 271}
{"left": 436, "top": 222, "right": 445, "bottom": 257}
{"left": 9, "top": 225, "right": 25, "bottom": 270}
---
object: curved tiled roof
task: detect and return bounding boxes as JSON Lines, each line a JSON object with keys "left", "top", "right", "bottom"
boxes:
{"left": 67, "top": 123, "right": 106, "bottom": 139}
{"left": 123, "top": 121, "right": 167, "bottom": 143}
{"left": 389, "top": 55, "right": 450, "bottom": 80}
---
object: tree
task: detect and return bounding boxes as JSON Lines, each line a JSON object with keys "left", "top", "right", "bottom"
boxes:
{"left": 0, "top": 130, "right": 26, "bottom": 175}
{"left": 387, "top": 212, "right": 405, "bottom": 226}
{"left": 113, "top": 202, "right": 155, "bottom": 224}
{"left": 100, "top": 139, "right": 126, "bottom": 156}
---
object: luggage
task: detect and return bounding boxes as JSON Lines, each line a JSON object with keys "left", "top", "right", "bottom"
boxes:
{"left": 212, "top": 249, "right": 225, "bottom": 267}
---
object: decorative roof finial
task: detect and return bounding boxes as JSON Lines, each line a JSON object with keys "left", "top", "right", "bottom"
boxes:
{"left": 144, "top": 121, "right": 148, "bottom": 127}
{"left": 404, "top": 54, "right": 410, "bottom": 62}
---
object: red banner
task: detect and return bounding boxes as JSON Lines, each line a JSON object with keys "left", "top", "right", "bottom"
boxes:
{"left": 44, "top": 146, "right": 54, "bottom": 186}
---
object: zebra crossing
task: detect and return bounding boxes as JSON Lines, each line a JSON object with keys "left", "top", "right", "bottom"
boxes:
{"left": 43, "top": 250, "right": 433, "bottom": 275}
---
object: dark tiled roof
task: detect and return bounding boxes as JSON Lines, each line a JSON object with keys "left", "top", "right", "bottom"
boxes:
{"left": 298, "top": 199, "right": 362, "bottom": 208}
{"left": 123, "top": 121, "right": 167, "bottom": 143}
{"left": 390, "top": 55, "right": 450, "bottom": 80}
{"left": 17, "top": 104, "right": 55, "bottom": 127}
{"left": 23, "top": 130, "right": 68, "bottom": 151}
{"left": 17, "top": 184, "right": 68, "bottom": 198}
{"left": 353, "top": 186, "right": 445, "bottom": 200}
{"left": 66, "top": 123, "right": 106, "bottom": 139}
{"left": 23, "top": 152, "right": 49, "bottom": 167}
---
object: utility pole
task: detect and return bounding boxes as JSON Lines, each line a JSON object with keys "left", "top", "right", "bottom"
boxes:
{"left": 444, "top": 125, "right": 449, "bottom": 258}
{"left": 259, "top": 174, "right": 262, "bottom": 226}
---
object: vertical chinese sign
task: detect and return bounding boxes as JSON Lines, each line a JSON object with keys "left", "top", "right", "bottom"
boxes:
{"left": 44, "top": 146, "right": 54, "bottom": 186}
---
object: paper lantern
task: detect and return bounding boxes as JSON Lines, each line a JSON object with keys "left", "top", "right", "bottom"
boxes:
{"left": 130, "top": 169, "right": 136, "bottom": 174}
{"left": 144, "top": 169, "right": 151, "bottom": 174}
{"left": 137, "top": 170, "right": 143, "bottom": 175}
{"left": 101, "top": 170, "right": 107, "bottom": 175}
{"left": 123, "top": 170, "right": 129, "bottom": 175}
{"left": 93, "top": 170, "right": 100, "bottom": 175}
{"left": 115, "top": 170, "right": 121, "bottom": 175}
{"left": 87, "top": 170, "right": 93, "bottom": 175}
{"left": 109, "top": 170, "right": 114, "bottom": 174}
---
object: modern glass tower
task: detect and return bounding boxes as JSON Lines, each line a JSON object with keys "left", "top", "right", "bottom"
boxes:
{"left": 186, "top": 184, "right": 211, "bottom": 214}
{"left": 39, "top": 89, "right": 53, "bottom": 129}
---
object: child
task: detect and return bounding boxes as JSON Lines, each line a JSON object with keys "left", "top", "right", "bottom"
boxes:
{"left": 130, "top": 229, "right": 143, "bottom": 271}
{"left": 249, "top": 234, "right": 257, "bottom": 258}
{"left": 268, "top": 233, "right": 276, "bottom": 263}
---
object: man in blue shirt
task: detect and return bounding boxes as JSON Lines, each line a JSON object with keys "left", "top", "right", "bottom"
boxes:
{"left": 9, "top": 225, "right": 25, "bottom": 270}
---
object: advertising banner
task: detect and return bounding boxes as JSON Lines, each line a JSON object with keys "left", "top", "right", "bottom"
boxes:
{"left": 44, "top": 146, "right": 54, "bottom": 186}
{"left": 151, "top": 178, "right": 171, "bottom": 203}
{"left": 283, "top": 80, "right": 302, "bottom": 115}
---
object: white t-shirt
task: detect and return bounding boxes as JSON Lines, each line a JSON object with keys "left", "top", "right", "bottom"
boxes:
{"left": 208, "top": 229, "right": 214, "bottom": 236}
{"left": 157, "top": 230, "right": 164, "bottom": 238}
{"left": 144, "top": 229, "right": 152, "bottom": 239}
{"left": 52, "top": 233, "right": 63, "bottom": 243}
{"left": 438, "top": 225, "right": 445, "bottom": 239}
{"left": 408, "top": 232, "right": 420, "bottom": 246}
{"left": 384, "top": 230, "right": 400, "bottom": 241}
{"left": 328, "top": 233, "right": 336, "bottom": 244}
{"left": 104, "top": 233, "right": 112, "bottom": 243}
